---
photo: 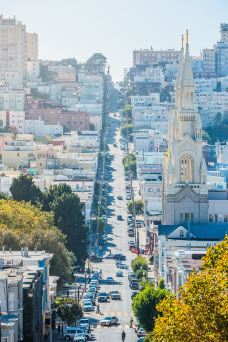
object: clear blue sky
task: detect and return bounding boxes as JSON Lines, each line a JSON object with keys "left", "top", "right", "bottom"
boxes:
{"left": 1, "top": 0, "right": 227, "bottom": 81}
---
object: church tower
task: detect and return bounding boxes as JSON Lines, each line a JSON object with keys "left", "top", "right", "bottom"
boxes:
{"left": 162, "top": 31, "right": 208, "bottom": 225}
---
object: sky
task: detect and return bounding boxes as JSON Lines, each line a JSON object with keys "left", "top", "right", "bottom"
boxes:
{"left": 1, "top": 0, "right": 228, "bottom": 81}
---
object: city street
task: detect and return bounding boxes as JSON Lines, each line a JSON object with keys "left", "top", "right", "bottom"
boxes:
{"left": 89, "top": 113, "right": 137, "bottom": 341}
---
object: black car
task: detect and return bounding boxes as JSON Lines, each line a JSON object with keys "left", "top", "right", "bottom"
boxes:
{"left": 114, "top": 254, "right": 126, "bottom": 261}
{"left": 130, "top": 281, "right": 139, "bottom": 290}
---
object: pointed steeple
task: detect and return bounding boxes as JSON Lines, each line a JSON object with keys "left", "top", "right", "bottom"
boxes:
{"left": 180, "top": 30, "right": 194, "bottom": 88}
{"left": 175, "top": 34, "right": 184, "bottom": 108}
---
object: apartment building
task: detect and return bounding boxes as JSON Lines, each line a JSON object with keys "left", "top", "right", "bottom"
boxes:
{"left": 133, "top": 48, "right": 181, "bottom": 66}
{"left": 0, "top": 16, "right": 27, "bottom": 88}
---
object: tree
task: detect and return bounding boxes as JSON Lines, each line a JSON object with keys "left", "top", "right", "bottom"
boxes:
{"left": 132, "top": 256, "right": 148, "bottom": 273}
{"left": 132, "top": 283, "right": 168, "bottom": 332}
{"left": 42, "top": 184, "right": 72, "bottom": 211}
{"left": 10, "top": 174, "right": 43, "bottom": 205}
{"left": 127, "top": 199, "right": 144, "bottom": 215}
{"left": 0, "top": 200, "right": 73, "bottom": 282}
{"left": 152, "top": 237, "right": 228, "bottom": 342}
{"left": 123, "top": 153, "right": 136, "bottom": 176}
{"left": 51, "top": 193, "right": 87, "bottom": 265}
{"left": 54, "top": 297, "right": 83, "bottom": 325}
{"left": 121, "top": 123, "right": 133, "bottom": 137}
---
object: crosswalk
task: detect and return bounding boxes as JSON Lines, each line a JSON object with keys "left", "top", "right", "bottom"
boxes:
{"left": 95, "top": 324, "right": 131, "bottom": 330}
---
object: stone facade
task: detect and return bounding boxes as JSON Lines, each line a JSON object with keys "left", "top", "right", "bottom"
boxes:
{"left": 162, "top": 34, "right": 208, "bottom": 225}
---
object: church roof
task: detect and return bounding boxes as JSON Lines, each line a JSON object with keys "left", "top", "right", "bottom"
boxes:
{"left": 158, "top": 223, "right": 228, "bottom": 241}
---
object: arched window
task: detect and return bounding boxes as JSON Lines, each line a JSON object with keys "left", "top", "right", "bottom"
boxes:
{"left": 180, "top": 155, "right": 194, "bottom": 183}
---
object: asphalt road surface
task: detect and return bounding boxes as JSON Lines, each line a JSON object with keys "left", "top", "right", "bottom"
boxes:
{"left": 88, "top": 113, "right": 137, "bottom": 342}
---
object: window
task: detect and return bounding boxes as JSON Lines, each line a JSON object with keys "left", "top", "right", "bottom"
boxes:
{"left": 180, "top": 230, "right": 184, "bottom": 238}
{"left": 180, "top": 156, "right": 194, "bottom": 183}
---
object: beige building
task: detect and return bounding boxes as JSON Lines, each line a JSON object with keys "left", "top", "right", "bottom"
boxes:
{"left": 162, "top": 37, "right": 208, "bottom": 225}
{"left": 26, "top": 32, "right": 38, "bottom": 61}
{"left": 0, "top": 16, "right": 27, "bottom": 88}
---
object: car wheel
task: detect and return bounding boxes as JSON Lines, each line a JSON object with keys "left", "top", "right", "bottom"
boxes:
{"left": 65, "top": 336, "right": 70, "bottom": 341}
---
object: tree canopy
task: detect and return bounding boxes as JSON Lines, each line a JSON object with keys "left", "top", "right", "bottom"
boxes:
{"left": 51, "top": 192, "right": 87, "bottom": 265}
{"left": 152, "top": 237, "right": 228, "bottom": 342}
{"left": 132, "top": 282, "right": 168, "bottom": 332}
{"left": 0, "top": 200, "right": 73, "bottom": 282}
{"left": 54, "top": 297, "right": 83, "bottom": 325}
{"left": 123, "top": 153, "right": 137, "bottom": 176}
{"left": 10, "top": 174, "right": 43, "bottom": 205}
{"left": 127, "top": 199, "right": 144, "bottom": 215}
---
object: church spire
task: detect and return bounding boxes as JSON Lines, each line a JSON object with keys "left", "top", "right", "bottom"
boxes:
{"left": 180, "top": 30, "right": 194, "bottom": 89}
{"left": 175, "top": 34, "right": 184, "bottom": 108}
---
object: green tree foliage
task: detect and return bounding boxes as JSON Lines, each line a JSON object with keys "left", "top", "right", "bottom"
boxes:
{"left": 0, "top": 200, "right": 73, "bottom": 281}
{"left": 132, "top": 282, "right": 168, "bottom": 332}
{"left": 51, "top": 192, "right": 87, "bottom": 265}
{"left": 123, "top": 104, "right": 132, "bottom": 121}
{"left": 42, "top": 184, "right": 72, "bottom": 211}
{"left": 54, "top": 297, "right": 83, "bottom": 325}
{"left": 127, "top": 199, "right": 144, "bottom": 215}
{"left": 10, "top": 174, "right": 43, "bottom": 205}
{"left": 132, "top": 256, "right": 148, "bottom": 273}
{"left": 121, "top": 123, "right": 133, "bottom": 137}
{"left": 123, "top": 153, "right": 136, "bottom": 176}
{"left": 152, "top": 237, "right": 228, "bottom": 342}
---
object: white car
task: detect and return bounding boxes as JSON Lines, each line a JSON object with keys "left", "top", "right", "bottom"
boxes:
{"left": 100, "top": 316, "right": 118, "bottom": 326}
{"left": 83, "top": 303, "right": 95, "bottom": 312}
{"left": 64, "top": 327, "right": 85, "bottom": 341}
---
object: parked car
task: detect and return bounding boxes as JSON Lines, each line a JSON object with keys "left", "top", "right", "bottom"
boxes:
{"left": 110, "top": 291, "right": 121, "bottom": 300}
{"left": 130, "top": 281, "right": 139, "bottom": 290}
{"left": 137, "top": 328, "right": 147, "bottom": 337}
{"left": 83, "top": 303, "right": 95, "bottom": 312}
{"left": 78, "top": 325, "right": 93, "bottom": 340}
{"left": 64, "top": 327, "right": 85, "bottom": 341}
{"left": 131, "top": 291, "right": 139, "bottom": 299}
{"left": 100, "top": 316, "right": 118, "bottom": 326}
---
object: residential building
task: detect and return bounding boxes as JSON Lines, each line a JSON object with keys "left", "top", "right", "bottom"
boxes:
{"left": 202, "top": 49, "right": 216, "bottom": 77}
{"left": 154, "top": 223, "right": 228, "bottom": 290}
{"left": 26, "top": 33, "right": 38, "bottom": 62}
{"left": 133, "top": 48, "right": 181, "bottom": 66}
{"left": 0, "top": 270, "right": 23, "bottom": 341}
{"left": 0, "top": 88, "right": 25, "bottom": 111}
{"left": 0, "top": 16, "right": 27, "bottom": 88}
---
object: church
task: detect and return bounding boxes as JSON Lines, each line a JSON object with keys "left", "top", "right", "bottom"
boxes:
{"left": 162, "top": 32, "right": 208, "bottom": 225}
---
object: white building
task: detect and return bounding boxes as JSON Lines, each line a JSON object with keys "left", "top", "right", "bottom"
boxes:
{"left": 24, "top": 119, "right": 63, "bottom": 137}
{"left": 163, "top": 38, "right": 208, "bottom": 225}
{"left": 0, "top": 88, "right": 25, "bottom": 111}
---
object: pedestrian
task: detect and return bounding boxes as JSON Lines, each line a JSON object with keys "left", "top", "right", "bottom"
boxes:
{"left": 121, "top": 330, "right": 126, "bottom": 341}
{"left": 61, "top": 324, "right": 63, "bottom": 335}
{"left": 130, "top": 317, "right": 133, "bottom": 328}
{"left": 96, "top": 304, "right": 100, "bottom": 314}
{"left": 57, "top": 324, "right": 60, "bottom": 335}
